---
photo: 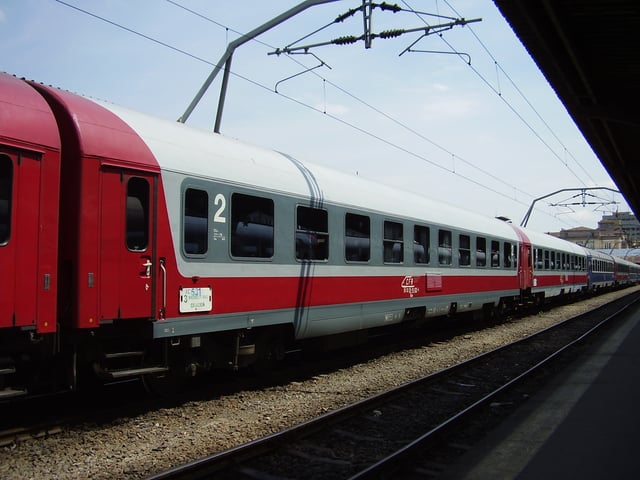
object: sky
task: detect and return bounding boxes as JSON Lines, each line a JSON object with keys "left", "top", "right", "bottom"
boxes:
{"left": 0, "top": 0, "right": 631, "bottom": 233}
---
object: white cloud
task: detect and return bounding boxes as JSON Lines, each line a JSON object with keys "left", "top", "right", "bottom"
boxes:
{"left": 419, "top": 94, "right": 478, "bottom": 120}
{"left": 316, "top": 102, "right": 350, "bottom": 116}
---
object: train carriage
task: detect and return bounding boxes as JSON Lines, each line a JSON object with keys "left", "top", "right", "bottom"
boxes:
{"left": 585, "top": 249, "right": 616, "bottom": 291}
{"left": 62, "top": 97, "right": 534, "bottom": 377}
{"left": 0, "top": 75, "right": 62, "bottom": 397}
{"left": 612, "top": 255, "right": 640, "bottom": 286}
{"left": 516, "top": 228, "right": 588, "bottom": 301}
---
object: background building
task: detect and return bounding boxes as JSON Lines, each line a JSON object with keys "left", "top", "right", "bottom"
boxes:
{"left": 549, "top": 211, "right": 640, "bottom": 263}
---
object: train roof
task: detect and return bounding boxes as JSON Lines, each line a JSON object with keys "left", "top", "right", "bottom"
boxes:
{"left": 28, "top": 81, "right": 159, "bottom": 173}
{"left": 613, "top": 255, "right": 639, "bottom": 268}
{"left": 95, "top": 99, "right": 520, "bottom": 241}
{"left": 0, "top": 73, "right": 60, "bottom": 151}
{"left": 587, "top": 248, "right": 614, "bottom": 260}
{"left": 518, "top": 227, "right": 587, "bottom": 255}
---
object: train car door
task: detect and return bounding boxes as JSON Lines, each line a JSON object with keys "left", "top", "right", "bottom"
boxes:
{"left": 509, "top": 225, "right": 534, "bottom": 292}
{"left": 99, "top": 169, "right": 157, "bottom": 321}
{"left": 0, "top": 149, "right": 57, "bottom": 333}
{"left": 518, "top": 242, "right": 534, "bottom": 290}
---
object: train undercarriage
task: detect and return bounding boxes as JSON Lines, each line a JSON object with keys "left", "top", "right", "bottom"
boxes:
{"left": 0, "top": 283, "right": 617, "bottom": 401}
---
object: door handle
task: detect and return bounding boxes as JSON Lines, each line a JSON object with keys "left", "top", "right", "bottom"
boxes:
{"left": 159, "top": 258, "right": 167, "bottom": 319}
{"left": 142, "top": 259, "right": 152, "bottom": 277}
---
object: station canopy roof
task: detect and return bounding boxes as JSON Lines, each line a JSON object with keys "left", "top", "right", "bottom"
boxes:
{"left": 494, "top": 0, "right": 640, "bottom": 217}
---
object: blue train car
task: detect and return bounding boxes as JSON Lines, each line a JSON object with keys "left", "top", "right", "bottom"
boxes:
{"left": 585, "top": 249, "right": 615, "bottom": 290}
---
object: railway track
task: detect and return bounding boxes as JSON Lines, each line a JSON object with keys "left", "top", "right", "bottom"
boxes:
{"left": 0, "top": 424, "right": 64, "bottom": 449}
{"left": 145, "top": 290, "right": 640, "bottom": 480}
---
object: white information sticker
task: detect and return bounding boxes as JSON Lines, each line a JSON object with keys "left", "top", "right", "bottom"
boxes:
{"left": 179, "top": 287, "right": 213, "bottom": 313}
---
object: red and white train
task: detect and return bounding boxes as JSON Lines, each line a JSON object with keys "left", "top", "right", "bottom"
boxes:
{"left": 1, "top": 72, "right": 638, "bottom": 398}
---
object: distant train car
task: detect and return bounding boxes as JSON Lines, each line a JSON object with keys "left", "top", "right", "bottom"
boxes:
{"left": 585, "top": 249, "right": 616, "bottom": 290}
{"left": 612, "top": 255, "right": 640, "bottom": 286}
{"left": 0, "top": 72, "right": 635, "bottom": 398}
{"left": 514, "top": 228, "right": 587, "bottom": 302}
{"left": 629, "top": 259, "right": 640, "bottom": 284}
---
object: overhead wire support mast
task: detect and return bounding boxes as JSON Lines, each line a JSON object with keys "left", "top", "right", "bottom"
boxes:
{"left": 179, "top": 0, "right": 479, "bottom": 133}
{"left": 177, "top": 0, "right": 342, "bottom": 131}
{"left": 520, "top": 187, "right": 621, "bottom": 227}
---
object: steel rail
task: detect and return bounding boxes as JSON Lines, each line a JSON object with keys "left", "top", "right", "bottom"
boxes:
{"left": 350, "top": 292, "right": 640, "bottom": 479}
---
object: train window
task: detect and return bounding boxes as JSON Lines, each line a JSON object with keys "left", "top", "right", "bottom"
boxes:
{"left": 296, "top": 206, "right": 328, "bottom": 261}
{"left": 0, "top": 154, "right": 11, "bottom": 245}
{"left": 414, "top": 225, "right": 430, "bottom": 264}
{"left": 534, "top": 248, "right": 543, "bottom": 269}
{"left": 383, "top": 221, "right": 404, "bottom": 263}
{"left": 459, "top": 234, "right": 470, "bottom": 266}
{"left": 544, "top": 250, "right": 550, "bottom": 269}
{"left": 504, "top": 242, "right": 514, "bottom": 268}
{"left": 183, "top": 188, "right": 208, "bottom": 255}
{"left": 126, "top": 177, "right": 149, "bottom": 251}
{"left": 491, "top": 240, "right": 500, "bottom": 267}
{"left": 438, "top": 229, "right": 452, "bottom": 265}
{"left": 476, "top": 237, "right": 486, "bottom": 267}
{"left": 345, "top": 213, "right": 370, "bottom": 262}
{"left": 231, "top": 193, "right": 274, "bottom": 258}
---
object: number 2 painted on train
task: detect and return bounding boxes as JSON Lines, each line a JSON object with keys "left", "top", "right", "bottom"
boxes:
{"left": 213, "top": 193, "right": 226, "bottom": 223}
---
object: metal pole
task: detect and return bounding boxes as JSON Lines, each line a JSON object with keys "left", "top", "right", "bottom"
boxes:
{"left": 213, "top": 54, "right": 233, "bottom": 134}
{"left": 178, "top": 0, "right": 341, "bottom": 131}
{"left": 520, "top": 187, "right": 621, "bottom": 227}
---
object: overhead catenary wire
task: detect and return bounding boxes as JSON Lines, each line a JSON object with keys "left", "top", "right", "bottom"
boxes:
{"left": 167, "top": 0, "right": 610, "bottom": 227}
{"left": 166, "top": 1, "right": 540, "bottom": 203}
{"left": 169, "top": 1, "right": 545, "bottom": 208}
{"left": 165, "top": 1, "right": 523, "bottom": 201}
{"left": 432, "top": 0, "right": 597, "bottom": 186}
{"left": 54, "top": 0, "right": 534, "bottom": 204}
{"left": 52, "top": 0, "right": 598, "bottom": 228}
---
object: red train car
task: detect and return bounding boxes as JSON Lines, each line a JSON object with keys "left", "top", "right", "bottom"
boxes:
{"left": 1, "top": 75, "right": 61, "bottom": 397}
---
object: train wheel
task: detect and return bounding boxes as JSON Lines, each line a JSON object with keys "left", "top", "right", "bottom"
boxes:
{"left": 249, "top": 335, "right": 287, "bottom": 374}
{"left": 141, "top": 346, "right": 193, "bottom": 397}
{"left": 142, "top": 365, "right": 191, "bottom": 397}
{"left": 493, "top": 301, "right": 508, "bottom": 321}
{"left": 482, "top": 303, "right": 498, "bottom": 322}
